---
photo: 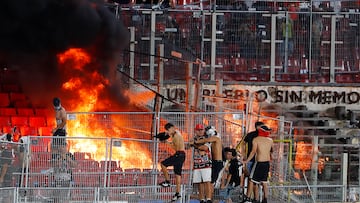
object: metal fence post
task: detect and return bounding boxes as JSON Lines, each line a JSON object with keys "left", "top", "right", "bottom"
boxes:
{"left": 341, "top": 152, "right": 348, "bottom": 202}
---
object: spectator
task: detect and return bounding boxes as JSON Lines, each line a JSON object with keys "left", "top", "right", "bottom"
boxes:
{"left": 195, "top": 125, "right": 223, "bottom": 203}
{"left": 312, "top": 15, "right": 323, "bottom": 59}
{"left": 0, "top": 135, "right": 15, "bottom": 203}
{"left": 242, "top": 125, "right": 273, "bottom": 203}
{"left": 190, "top": 124, "right": 212, "bottom": 203}
{"left": 51, "top": 97, "right": 67, "bottom": 159}
{"left": 220, "top": 147, "right": 242, "bottom": 203}
{"left": 159, "top": 123, "right": 186, "bottom": 202}
{"left": 241, "top": 121, "right": 264, "bottom": 201}
{"left": 280, "top": 17, "right": 294, "bottom": 61}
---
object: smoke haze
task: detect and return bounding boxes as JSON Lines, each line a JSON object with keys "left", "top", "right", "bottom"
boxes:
{"left": 0, "top": 0, "right": 130, "bottom": 108}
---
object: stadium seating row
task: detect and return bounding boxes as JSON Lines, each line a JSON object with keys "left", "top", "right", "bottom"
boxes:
{"left": 1, "top": 126, "right": 53, "bottom": 136}
{"left": 0, "top": 116, "right": 49, "bottom": 127}
{"left": 0, "top": 107, "right": 51, "bottom": 116}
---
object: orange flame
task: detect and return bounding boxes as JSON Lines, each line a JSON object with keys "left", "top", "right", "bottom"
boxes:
{"left": 56, "top": 48, "right": 153, "bottom": 169}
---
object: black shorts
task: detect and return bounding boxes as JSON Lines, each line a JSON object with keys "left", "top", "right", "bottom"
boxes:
{"left": 250, "top": 161, "right": 270, "bottom": 184}
{"left": 211, "top": 160, "right": 224, "bottom": 183}
{"left": 161, "top": 151, "right": 186, "bottom": 175}
{"left": 52, "top": 129, "right": 67, "bottom": 148}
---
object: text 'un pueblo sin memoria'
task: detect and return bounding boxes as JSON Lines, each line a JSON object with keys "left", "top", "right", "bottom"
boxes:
{"left": 165, "top": 88, "right": 360, "bottom": 105}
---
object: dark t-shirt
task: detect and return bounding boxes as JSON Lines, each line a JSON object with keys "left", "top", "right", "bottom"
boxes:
{"left": 0, "top": 148, "right": 13, "bottom": 186}
{"left": 244, "top": 130, "right": 258, "bottom": 162}
{"left": 0, "top": 149, "right": 12, "bottom": 166}
{"left": 228, "top": 158, "right": 241, "bottom": 187}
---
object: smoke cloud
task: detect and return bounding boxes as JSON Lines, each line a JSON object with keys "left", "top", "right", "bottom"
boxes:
{"left": 0, "top": 0, "right": 130, "bottom": 108}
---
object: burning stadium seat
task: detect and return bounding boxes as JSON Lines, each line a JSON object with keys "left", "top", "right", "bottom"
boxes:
{"left": 11, "top": 116, "right": 29, "bottom": 126}
{"left": 17, "top": 108, "right": 35, "bottom": 116}
{"left": 29, "top": 116, "right": 47, "bottom": 127}
{"left": 0, "top": 108, "right": 16, "bottom": 116}
{"left": 0, "top": 93, "right": 10, "bottom": 107}
{"left": 74, "top": 152, "right": 86, "bottom": 160}
{"left": 100, "top": 160, "right": 118, "bottom": 172}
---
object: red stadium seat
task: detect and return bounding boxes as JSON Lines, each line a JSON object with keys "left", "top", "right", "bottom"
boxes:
{"left": 17, "top": 108, "right": 35, "bottom": 116}
{"left": 11, "top": 116, "right": 29, "bottom": 126}
{"left": 34, "top": 108, "right": 52, "bottom": 117}
{"left": 232, "top": 58, "right": 248, "bottom": 72}
{"left": 0, "top": 116, "right": 11, "bottom": 127}
{"left": 20, "top": 126, "right": 38, "bottom": 136}
{"left": 13, "top": 100, "right": 32, "bottom": 108}
{"left": 0, "top": 108, "right": 17, "bottom": 116}
{"left": 29, "top": 116, "right": 47, "bottom": 127}
{"left": 2, "top": 126, "right": 12, "bottom": 134}
{"left": 9, "top": 92, "right": 27, "bottom": 102}
{"left": 38, "top": 126, "right": 53, "bottom": 136}
{"left": 1, "top": 84, "right": 21, "bottom": 92}
{"left": 0, "top": 93, "right": 10, "bottom": 107}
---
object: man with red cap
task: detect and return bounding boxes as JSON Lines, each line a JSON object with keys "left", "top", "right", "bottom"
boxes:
{"left": 190, "top": 124, "right": 212, "bottom": 203}
{"left": 242, "top": 125, "right": 273, "bottom": 203}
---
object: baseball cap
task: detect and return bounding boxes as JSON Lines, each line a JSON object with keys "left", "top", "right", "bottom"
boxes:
{"left": 259, "top": 125, "right": 271, "bottom": 131}
{"left": 195, "top": 124, "right": 204, "bottom": 130}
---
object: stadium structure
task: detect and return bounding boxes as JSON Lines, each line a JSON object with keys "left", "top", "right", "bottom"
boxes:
{"left": 0, "top": 0, "right": 360, "bottom": 202}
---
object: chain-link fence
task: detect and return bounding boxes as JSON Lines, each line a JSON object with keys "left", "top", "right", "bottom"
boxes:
{"left": 118, "top": 2, "right": 360, "bottom": 83}
{"left": 2, "top": 110, "right": 359, "bottom": 202}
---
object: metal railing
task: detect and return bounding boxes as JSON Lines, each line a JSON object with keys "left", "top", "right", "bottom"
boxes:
{"left": 116, "top": 1, "right": 360, "bottom": 84}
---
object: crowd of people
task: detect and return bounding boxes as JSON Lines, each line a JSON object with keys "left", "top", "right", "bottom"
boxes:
{"left": 158, "top": 121, "right": 273, "bottom": 203}
{"left": 1, "top": 96, "right": 275, "bottom": 202}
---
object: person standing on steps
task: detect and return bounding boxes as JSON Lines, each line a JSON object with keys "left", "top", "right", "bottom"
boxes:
{"left": 159, "top": 123, "right": 186, "bottom": 202}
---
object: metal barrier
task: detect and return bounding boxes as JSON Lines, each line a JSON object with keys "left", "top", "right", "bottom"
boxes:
{"left": 2, "top": 110, "right": 360, "bottom": 202}
{"left": 118, "top": 3, "right": 360, "bottom": 84}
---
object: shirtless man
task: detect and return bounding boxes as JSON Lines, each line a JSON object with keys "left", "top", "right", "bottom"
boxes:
{"left": 159, "top": 123, "right": 186, "bottom": 201}
{"left": 195, "top": 126, "right": 223, "bottom": 203}
{"left": 242, "top": 125, "right": 273, "bottom": 203}
{"left": 51, "top": 97, "right": 67, "bottom": 156}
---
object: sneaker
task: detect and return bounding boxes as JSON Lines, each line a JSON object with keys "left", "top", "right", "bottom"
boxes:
{"left": 261, "top": 198, "right": 267, "bottom": 203}
{"left": 171, "top": 193, "right": 181, "bottom": 201}
{"left": 159, "top": 180, "right": 171, "bottom": 187}
{"left": 200, "top": 200, "right": 206, "bottom": 203}
{"left": 241, "top": 196, "right": 252, "bottom": 203}
{"left": 206, "top": 200, "right": 212, "bottom": 203}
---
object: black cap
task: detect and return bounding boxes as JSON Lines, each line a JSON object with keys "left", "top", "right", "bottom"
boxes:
{"left": 255, "top": 121, "right": 265, "bottom": 128}
{"left": 260, "top": 125, "right": 271, "bottom": 131}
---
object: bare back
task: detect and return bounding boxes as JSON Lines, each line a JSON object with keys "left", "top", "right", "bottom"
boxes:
{"left": 210, "top": 137, "right": 222, "bottom": 161}
{"left": 253, "top": 136, "right": 273, "bottom": 162}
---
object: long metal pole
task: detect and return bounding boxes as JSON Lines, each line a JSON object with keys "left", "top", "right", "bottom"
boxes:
{"left": 129, "top": 27, "right": 136, "bottom": 91}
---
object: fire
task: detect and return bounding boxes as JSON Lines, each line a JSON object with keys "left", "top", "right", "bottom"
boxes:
{"left": 57, "top": 48, "right": 91, "bottom": 71}
{"left": 56, "top": 48, "right": 153, "bottom": 169}
{"left": 294, "top": 141, "right": 312, "bottom": 171}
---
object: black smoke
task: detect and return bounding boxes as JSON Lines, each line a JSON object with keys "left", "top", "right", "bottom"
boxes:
{"left": 0, "top": 0, "right": 130, "bottom": 108}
